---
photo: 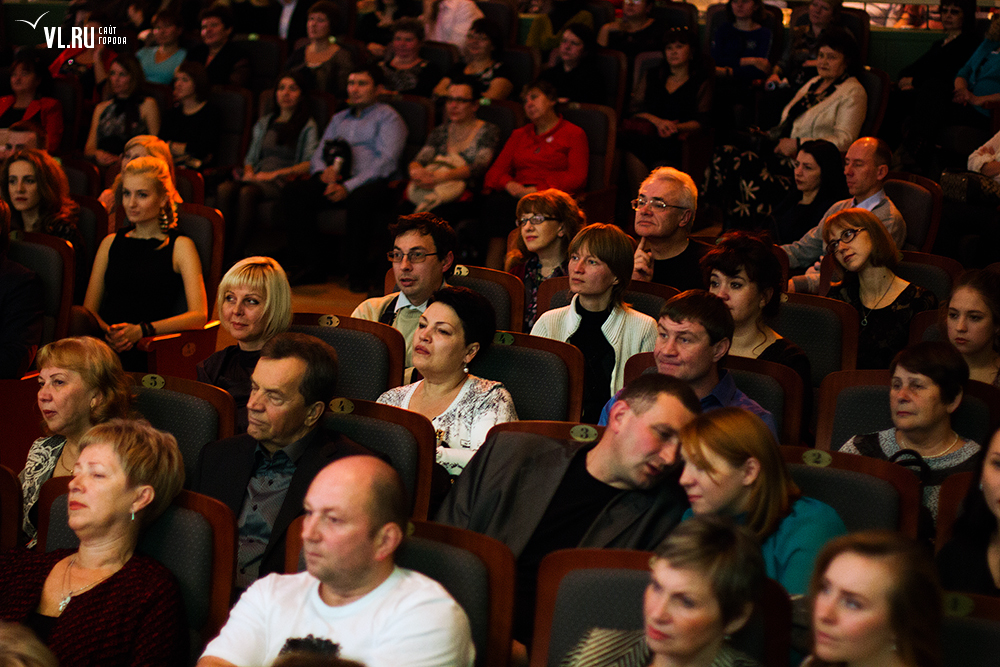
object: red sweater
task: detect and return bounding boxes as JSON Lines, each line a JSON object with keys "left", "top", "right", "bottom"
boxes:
{"left": 0, "top": 548, "right": 187, "bottom": 667}
{"left": 0, "top": 96, "right": 63, "bottom": 153}
{"left": 484, "top": 117, "right": 589, "bottom": 194}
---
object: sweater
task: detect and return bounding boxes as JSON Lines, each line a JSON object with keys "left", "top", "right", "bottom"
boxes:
{"left": 484, "top": 118, "right": 588, "bottom": 195}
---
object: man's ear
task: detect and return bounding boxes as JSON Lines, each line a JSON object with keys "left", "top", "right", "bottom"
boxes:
{"left": 303, "top": 400, "right": 326, "bottom": 429}
{"left": 441, "top": 250, "right": 455, "bottom": 275}
{"left": 607, "top": 397, "right": 632, "bottom": 433}
{"left": 679, "top": 209, "right": 694, "bottom": 229}
{"left": 373, "top": 522, "right": 403, "bottom": 562}
{"left": 876, "top": 162, "right": 889, "bottom": 182}
{"left": 712, "top": 337, "right": 731, "bottom": 363}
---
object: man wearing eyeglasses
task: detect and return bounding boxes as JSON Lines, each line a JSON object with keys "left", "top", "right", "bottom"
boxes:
{"left": 630, "top": 166, "right": 707, "bottom": 291}
{"left": 352, "top": 213, "right": 456, "bottom": 376}
{"left": 782, "top": 137, "right": 906, "bottom": 294}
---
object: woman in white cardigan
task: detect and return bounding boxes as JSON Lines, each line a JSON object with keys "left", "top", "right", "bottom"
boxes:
{"left": 532, "top": 223, "right": 657, "bottom": 423}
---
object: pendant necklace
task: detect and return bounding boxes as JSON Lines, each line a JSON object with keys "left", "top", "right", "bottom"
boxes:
{"left": 861, "top": 276, "right": 894, "bottom": 327}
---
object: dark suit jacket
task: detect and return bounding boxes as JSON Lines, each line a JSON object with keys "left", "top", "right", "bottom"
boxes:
{"left": 435, "top": 432, "right": 688, "bottom": 558}
{"left": 0, "top": 258, "right": 43, "bottom": 379}
{"left": 191, "top": 427, "right": 370, "bottom": 580}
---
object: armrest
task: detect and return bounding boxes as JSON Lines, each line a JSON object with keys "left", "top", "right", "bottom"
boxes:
{"left": 137, "top": 321, "right": 220, "bottom": 380}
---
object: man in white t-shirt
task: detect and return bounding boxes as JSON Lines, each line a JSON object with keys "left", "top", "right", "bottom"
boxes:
{"left": 197, "top": 456, "right": 475, "bottom": 667}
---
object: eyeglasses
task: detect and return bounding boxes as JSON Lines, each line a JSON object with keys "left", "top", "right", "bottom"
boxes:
{"left": 387, "top": 250, "right": 438, "bottom": 263}
{"left": 631, "top": 197, "right": 688, "bottom": 212}
{"left": 443, "top": 96, "right": 475, "bottom": 104}
{"left": 517, "top": 214, "right": 559, "bottom": 227}
{"left": 825, "top": 227, "right": 867, "bottom": 254}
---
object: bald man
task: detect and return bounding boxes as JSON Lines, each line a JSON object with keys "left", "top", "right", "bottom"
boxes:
{"left": 199, "top": 456, "right": 474, "bottom": 667}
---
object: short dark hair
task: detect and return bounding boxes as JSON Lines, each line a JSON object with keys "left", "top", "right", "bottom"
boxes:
{"left": 393, "top": 17, "right": 425, "bottom": 41}
{"left": 350, "top": 63, "right": 386, "bottom": 89}
{"left": 562, "top": 22, "right": 596, "bottom": 56}
{"left": 427, "top": 286, "right": 497, "bottom": 354}
{"left": 618, "top": 372, "right": 701, "bottom": 418}
{"left": 725, "top": 0, "right": 764, "bottom": 23}
{"left": 8, "top": 119, "right": 47, "bottom": 151}
{"left": 11, "top": 50, "right": 53, "bottom": 98}
{"left": 151, "top": 8, "right": 183, "bottom": 28}
{"left": 816, "top": 26, "right": 860, "bottom": 72}
{"left": 891, "top": 341, "right": 969, "bottom": 404}
{"left": 261, "top": 332, "right": 339, "bottom": 406}
{"left": 308, "top": 0, "right": 342, "bottom": 33}
{"left": 660, "top": 290, "right": 735, "bottom": 345}
{"left": 176, "top": 60, "right": 210, "bottom": 101}
{"left": 524, "top": 78, "right": 559, "bottom": 103}
{"left": 389, "top": 213, "right": 457, "bottom": 277}
{"left": 470, "top": 17, "right": 504, "bottom": 56}
{"left": 700, "top": 231, "right": 784, "bottom": 318}
{"left": 199, "top": 3, "right": 234, "bottom": 28}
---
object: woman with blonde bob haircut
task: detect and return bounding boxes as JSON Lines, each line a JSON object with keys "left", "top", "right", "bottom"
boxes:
{"left": 20, "top": 336, "right": 132, "bottom": 546}
{"left": 824, "top": 208, "right": 936, "bottom": 369}
{"left": 679, "top": 407, "right": 846, "bottom": 595}
{"left": 532, "top": 223, "right": 656, "bottom": 422}
{"left": 198, "top": 256, "right": 292, "bottom": 431}
{"left": 804, "top": 530, "right": 943, "bottom": 667}
{"left": 505, "top": 189, "right": 586, "bottom": 329}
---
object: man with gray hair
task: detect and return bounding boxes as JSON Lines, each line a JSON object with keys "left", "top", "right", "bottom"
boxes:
{"left": 630, "top": 166, "right": 707, "bottom": 291}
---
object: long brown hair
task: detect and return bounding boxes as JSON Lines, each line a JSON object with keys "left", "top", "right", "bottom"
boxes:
{"left": 0, "top": 148, "right": 78, "bottom": 233}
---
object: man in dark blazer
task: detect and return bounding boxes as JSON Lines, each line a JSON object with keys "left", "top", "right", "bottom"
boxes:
{"left": 436, "top": 373, "right": 701, "bottom": 642}
{"left": 192, "top": 332, "right": 369, "bottom": 592}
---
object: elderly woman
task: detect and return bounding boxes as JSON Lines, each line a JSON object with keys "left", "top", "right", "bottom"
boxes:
{"left": 0, "top": 51, "right": 63, "bottom": 153}
{"left": 532, "top": 223, "right": 657, "bottom": 423}
{"left": 285, "top": 0, "right": 355, "bottom": 95}
{"left": 505, "top": 189, "right": 585, "bottom": 330}
{"left": 434, "top": 18, "right": 512, "bottom": 101}
{"left": 20, "top": 337, "right": 132, "bottom": 547}
{"left": 805, "top": 531, "right": 942, "bottom": 667}
{"left": 381, "top": 18, "right": 441, "bottom": 97}
{"left": 0, "top": 419, "right": 187, "bottom": 666}
{"left": 839, "top": 342, "right": 981, "bottom": 530}
{"left": 83, "top": 54, "right": 161, "bottom": 168}
{"left": 946, "top": 270, "right": 1000, "bottom": 386}
{"left": 378, "top": 286, "right": 517, "bottom": 475}
{"left": 680, "top": 408, "right": 846, "bottom": 594}
{"left": 198, "top": 257, "right": 292, "bottom": 432}
{"left": 824, "top": 208, "right": 936, "bottom": 369}
{"left": 134, "top": 10, "right": 187, "bottom": 85}
{"left": 561, "top": 515, "right": 764, "bottom": 667}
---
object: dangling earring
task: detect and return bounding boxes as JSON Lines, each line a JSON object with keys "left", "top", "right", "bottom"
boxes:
{"left": 463, "top": 365, "right": 469, "bottom": 373}
{"left": 130, "top": 510, "right": 135, "bottom": 522}
{"left": 158, "top": 207, "right": 169, "bottom": 232}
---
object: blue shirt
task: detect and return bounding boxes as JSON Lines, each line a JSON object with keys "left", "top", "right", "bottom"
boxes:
{"left": 309, "top": 102, "right": 407, "bottom": 193}
{"left": 597, "top": 369, "right": 778, "bottom": 440}
{"left": 681, "top": 496, "right": 846, "bottom": 596}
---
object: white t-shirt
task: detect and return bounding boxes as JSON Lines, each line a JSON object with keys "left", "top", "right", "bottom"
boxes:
{"left": 201, "top": 567, "right": 475, "bottom": 667}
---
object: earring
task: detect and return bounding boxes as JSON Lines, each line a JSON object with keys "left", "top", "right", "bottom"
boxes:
{"left": 158, "top": 208, "right": 169, "bottom": 232}
{"left": 463, "top": 365, "right": 469, "bottom": 373}
{"left": 130, "top": 510, "right": 135, "bottom": 522}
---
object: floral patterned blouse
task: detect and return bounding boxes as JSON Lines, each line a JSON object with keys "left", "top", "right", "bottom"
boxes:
{"left": 18, "top": 434, "right": 67, "bottom": 547}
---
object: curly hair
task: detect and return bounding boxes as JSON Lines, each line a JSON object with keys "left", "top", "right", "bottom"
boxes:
{"left": 0, "top": 148, "right": 78, "bottom": 235}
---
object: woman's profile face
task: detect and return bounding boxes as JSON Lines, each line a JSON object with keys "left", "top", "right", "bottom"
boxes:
{"left": 307, "top": 11, "right": 332, "bottom": 39}
{"left": 664, "top": 41, "right": 691, "bottom": 68}
{"left": 708, "top": 268, "right": 765, "bottom": 328}
{"left": 981, "top": 431, "right": 1000, "bottom": 526}
{"left": 812, "top": 553, "right": 897, "bottom": 664}
{"left": 68, "top": 442, "right": 138, "bottom": 536}
{"left": 947, "top": 286, "right": 998, "bottom": 359}
{"left": 37, "top": 365, "right": 99, "bottom": 436}
{"left": 816, "top": 46, "right": 848, "bottom": 81}
{"left": 644, "top": 559, "right": 727, "bottom": 663}
{"left": 679, "top": 444, "right": 755, "bottom": 516}
{"left": 7, "top": 160, "right": 41, "bottom": 213}
{"left": 276, "top": 77, "right": 303, "bottom": 111}
{"left": 889, "top": 366, "right": 953, "bottom": 433}
{"left": 519, "top": 209, "right": 565, "bottom": 255}
{"left": 412, "top": 301, "right": 474, "bottom": 376}
{"left": 122, "top": 173, "right": 167, "bottom": 225}
{"left": 793, "top": 150, "right": 823, "bottom": 194}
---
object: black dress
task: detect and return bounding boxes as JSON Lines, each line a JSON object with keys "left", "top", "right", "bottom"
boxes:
{"left": 99, "top": 231, "right": 185, "bottom": 326}
{"left": 197, "top": 345, "right": 261, "bottom": 433}
{"left": 160, "top": 103, "right": 221, "bottom": 166}
{"left": 538, "top": 58, "right": 606, "bottom": 105}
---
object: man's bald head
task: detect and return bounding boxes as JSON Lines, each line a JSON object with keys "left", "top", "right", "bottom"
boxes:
{"left": 314, "top": 455, "right": 408, "bottom": 536}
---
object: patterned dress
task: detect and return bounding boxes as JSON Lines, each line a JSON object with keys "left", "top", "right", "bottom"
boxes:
{"left": 18, "top": 434, "right": 67, "bottom": 547}
{"left": 561, "top": 628, "right": 762, "bottom": 667}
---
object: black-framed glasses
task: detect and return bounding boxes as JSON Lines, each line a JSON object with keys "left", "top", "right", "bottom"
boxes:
{"left": 631, "top": 197, "right": 688, "bottom": 212}
{"left": 517, "top": 214, "right": 559, "bottom": 227}
{"left": 825, "top": 227, "right": 867, "bottom": 254}
{"left": 387, "top": 250, "right": 439, "bottom": 263}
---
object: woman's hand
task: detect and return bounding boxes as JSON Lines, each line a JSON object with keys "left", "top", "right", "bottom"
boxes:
{"left": 740, "top": 56, "right": 771, "bottom": 74}
{"left": 106, "top": 322, "right": 143, "bottom": 352}
{"left": 95, "top": 149, "right": 119, "bottom": 167}
{"left": 410, "top": 164, "right": 437, "bottom": 187}
{"left": 655, "top": 119, "right": 679, "bottom": 138}
{"left": 953, "top": 86, "right": 973, "bottom": 105}
{"left": 898, "top": 77, "right": 914, "bottom": 91}
{"left": 775, "top": 138, "right": 799, "bottom": 157}
{"left": 505, "top": 182, "right": 535, "bottom": 198}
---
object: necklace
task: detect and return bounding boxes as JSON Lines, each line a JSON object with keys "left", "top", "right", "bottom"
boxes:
{"left": 860, "top": 275, "right": 895, "bottom": 327}
{"left": 928, "top": 431, "right": 961, "bottom": 458}
{"left": 58, "top": 556, "right": 120, "bottom": 612}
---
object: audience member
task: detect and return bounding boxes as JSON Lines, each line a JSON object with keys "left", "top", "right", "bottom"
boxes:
{"left": 710, "top": 0, "right": 772, "bottom": 124}
{"left": 597, "top": 291, "right": 777, "bottom": 437}
{"left": 404, "top": 80, "right": 499, "bottom": 220}
{"left": 532, "top": 223, "right": 656, "bottom": 423}
{"left": 0, "top": 419, "right": 188, "bottom": 666}
{"left": 433, "top": 19, "right": 513, "bottom": 101}
{"left": 949, "top": 14, "right": 1000, "bottom": 134}
{"left": 84, "top": 54, "right": 161, "bottom": 168}
{"left": 82, "top": 157, "right": 207, "bottom": 369}
{"left": 381, "top": 18, "right": 441, "bottom": 97}
{"left": 597, "top": 0, "right": 663, "bottom": 87}
{"left": 505, "top": 189, "right": 585, "bottom": 330}
{"left": 679, "top": 407, "right": 846, "bottom": 594}
{"left": 805, "top": 531, "right": 942, "bottom": 667}
{"left": 198, "top": 257, "right": 293, "bottom": 433}
{"left": 630, "top": 166, "right": 706, "bottom": 291}
{"left": 771, "top": 139, "right": 847, "bottom": 244}
{"left": 437, "top": 373, "right": 700, "bottom": 642}
{"left": 285, "top": 0, "right": 355, "bottom": 96}
{"left": 160, "top": 61, "right": 220, "bottom": 169}
{"left": 824, "top": 208, "right": 936, "bottom": 369}
{"left": 0, "top": 621, "right": 58, "bottom": 667}
{"left": 279, "top": 65, "right": 406, "bottom": 291}
{"left": 353, "top": 213, "right": 455, "bottom": 373}
{"left": 358, "top": 0, "right": 424, "bottom": 57}
{"left": 187, "top": 4, "right": 251, "bottom": 88}
{"left": 192, "top": 333, "right": 371, "bottom": 592}
{"left": 620, "top": 27, "right": 710, "bottom": 183}
{"left": 197, "top": 456, "right": 475, "bottom": 667}
{"left": 423, "top": 0, "right": 484, "bottom": 48}
{"left": 482, "top": 80, "right": 587, "bottom": 269}
{"left": 217, "top": 72, "right": 318, "bottom": 263}
{"left": 839, "top": 342, "right": 980, "bottom": 531}
{"left": 1, "top": 148, "right": 82, "bottom": 253}
{"left": 48, "top": 10, "right": 117, "bottom": 104}
{"left": 561, "top": 516, "right": 764, "bottom": 667}
{"left": 523, "top": 0, "right": 593, "bottom": 51}
{"left": 538, "top": 23, "right": 606, "bottom": 105}
{"left": 782, "top": 137, "right": 905, "bottom": 294}
{"left": 946, "top": 269, "right": 1000, "bottom": 386}
{"left": 378, "top": 286, "right": 517, "bottom": 475}
{"left": 0, "top": 200, "right": 43, "bottom": 380}
{"left": 20, "top": 336, "right": 131, "bottom": 547}
{"left": 135, "top": 10, "right": 187, "bottom": 85}
{"left": 98, "top": 135, "right": 182, "bottom": 215}
{"left": 0, "top": 52, "right": 63, "bottom": 154}
{"left": 937, "top": 427, "right": 1000, "bottom": 596}
{"left": 0, "top": 120, "right": 45, "bottom": 161}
